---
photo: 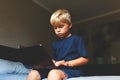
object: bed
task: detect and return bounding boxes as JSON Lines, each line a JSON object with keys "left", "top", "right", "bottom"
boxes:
{"left": 43, "top": 76, "right": 120, "bottom": 80}
{"left": 0, "top": 75, "right": 120, "bottom": 80}
{"left": 0, "top": 45, "right": 120, "bottom": 80}
{"left": 0, "top": 63, "right": 119, "bottom": 80}
{"left": 43, "top": 64, "right": 120, "bottom": 80}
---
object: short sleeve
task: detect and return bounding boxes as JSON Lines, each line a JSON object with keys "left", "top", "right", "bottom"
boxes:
{"left": 77, "top": 37, "right": 88, "bottom": 57}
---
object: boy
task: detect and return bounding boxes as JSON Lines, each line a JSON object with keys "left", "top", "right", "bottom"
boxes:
{"left": 27, "top": 9, "right": 88, "bottom": 80}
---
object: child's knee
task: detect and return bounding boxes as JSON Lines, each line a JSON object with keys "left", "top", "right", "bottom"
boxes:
{"left": 48, "top": 69, "right": 65, "bottom": 78}
{"left": 27, "top": 70, "right": 40, "bottom": 80}
{"left": 49, "top": 69, "right": 58, "bottom": 75}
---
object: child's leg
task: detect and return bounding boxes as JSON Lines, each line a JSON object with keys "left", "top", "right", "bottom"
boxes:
{"left": 27, "top": 70, "right": 41, "bottom": 80}
{"left": 27, "top": 69, "right": 49, "bottom": 80}
{"left": 47, "top": 69, "right": 67, "bottom": 80}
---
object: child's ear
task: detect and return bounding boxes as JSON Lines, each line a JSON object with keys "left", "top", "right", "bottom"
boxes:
{"left": 69, "top": 23, "right": 72, "bottom": 28}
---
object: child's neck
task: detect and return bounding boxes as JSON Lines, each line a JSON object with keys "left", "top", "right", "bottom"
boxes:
{"left": 66, "top": 33, "right": 72, "bottom": 38}
{"left": 60, "top": 33, "right": 72, "bottom": 39}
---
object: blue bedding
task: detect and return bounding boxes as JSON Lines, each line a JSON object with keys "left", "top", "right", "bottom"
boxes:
{"left": 0, "top": 74, "right": 27, "bottom": 80}
{"left": 0, "top": 59, "right": 31, "bottom": 80}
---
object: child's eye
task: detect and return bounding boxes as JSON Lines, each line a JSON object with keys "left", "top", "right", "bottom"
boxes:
{"left": 59, "top": 25, "right": 64, "bottom": 28}
{"left": 54, "top": 27, "right": 57, "bottom": 29}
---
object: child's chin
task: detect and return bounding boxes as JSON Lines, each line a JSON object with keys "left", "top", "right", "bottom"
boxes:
{"left": 57, "top": 35, "right": 63, "bottom": 38}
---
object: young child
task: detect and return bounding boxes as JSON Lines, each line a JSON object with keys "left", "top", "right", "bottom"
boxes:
{"left": 27, "top": 9, "right": 88, "bottom": 80}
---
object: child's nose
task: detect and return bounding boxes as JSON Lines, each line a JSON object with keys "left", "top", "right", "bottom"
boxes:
{"left": 57, "top": 28, "right": 60, "bottom": 32}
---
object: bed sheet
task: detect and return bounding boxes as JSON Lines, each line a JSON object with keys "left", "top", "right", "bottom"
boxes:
{"left": 43, "top": 76, "right": 120, "bottom": 80}
{"left": 0, "top": 75, "right": 120, "bottom": 80}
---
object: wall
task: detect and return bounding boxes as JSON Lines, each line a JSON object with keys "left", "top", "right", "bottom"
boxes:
{"left": 0, "top": 0, "right": 55, "bottom": 52}
{"left": 110, "top": 41, "right": 120, "bottom": 64}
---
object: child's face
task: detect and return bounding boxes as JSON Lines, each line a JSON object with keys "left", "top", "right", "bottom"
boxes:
{"left": 53, "top": 22, "right": 72, "bottom": 38}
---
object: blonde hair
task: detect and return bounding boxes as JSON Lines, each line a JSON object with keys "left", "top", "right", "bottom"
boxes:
{"left": 50, "top": 9, "right": 71, "bottom": 27}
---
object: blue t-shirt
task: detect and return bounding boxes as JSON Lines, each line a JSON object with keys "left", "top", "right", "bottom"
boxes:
{"left": 51, "top": 34, "right": 88, "bottom": 61}
{"left": 39, "top": 35, "right": 88, "bottom": 79}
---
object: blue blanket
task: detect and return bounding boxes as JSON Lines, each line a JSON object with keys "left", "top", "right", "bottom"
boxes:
{"left": 0, "top": 74, "right": 27, "bottom": 80}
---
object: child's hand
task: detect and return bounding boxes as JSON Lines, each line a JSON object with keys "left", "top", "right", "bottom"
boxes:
{"left": 52, "top": 60, "right": 68, "bottom": 67}
{"left": 55, "top": 60, "right": 66, "bottom": 67}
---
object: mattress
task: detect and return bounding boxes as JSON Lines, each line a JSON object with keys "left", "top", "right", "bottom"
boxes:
{"left": 67, "top": 76, "right": 120, "bottom": 80}
{"left": 0, "top": 74, "right": 120, "bottom": 80}
{"left": 43, "top": 76, "right": 120, "bottom": 80}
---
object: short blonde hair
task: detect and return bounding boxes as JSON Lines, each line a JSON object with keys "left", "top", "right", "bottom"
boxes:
{"left": 50, "top": 9, "right": 71, "bottom": 27}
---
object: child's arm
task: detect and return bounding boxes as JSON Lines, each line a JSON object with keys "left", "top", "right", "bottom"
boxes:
{"left": 66, "top": 57, "right": 88, "bottom": 67}
{"left": 52, "top": 57, "right": 88, "bottom": 67}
